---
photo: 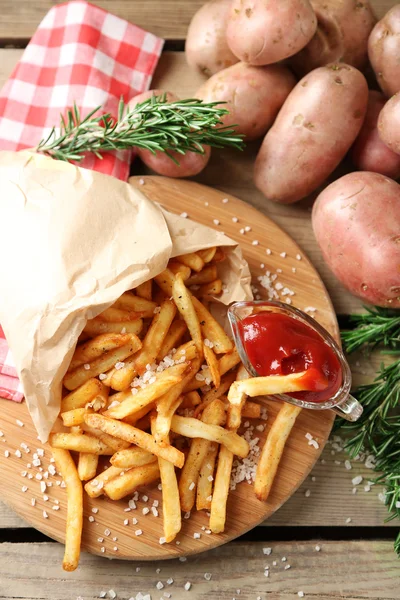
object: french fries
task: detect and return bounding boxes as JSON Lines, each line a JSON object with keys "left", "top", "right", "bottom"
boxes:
{"left": 84, "top": 466, "right": 123, "bottom": 498}
{"left": 136, "top": 280, "right": 152, "bottom": 301}
{"left": 186, "top": 265, "right": 218, "bottom": 286}
{"left": 104, "top": 462, "right": 160, "bottom": 501}
{"left": 84, "top": 319, "right": 143, "bottom": 336}
{"left": 196, "top": 246, "right": 217, "bottom": 263}
{"left": 68, "top": 333, "right": 133, "bottom": 371}
{"left": 168, "top": 260, "right": 191, "bottom": 281}
{"left": 96, "top": 307, "right": 142, "bottom": 323}
{"left": 203, "top": 342, "right": 221, "bottom": 388}
{"left": 191, "top": 296, "right": 233, "bottom": 354}
{"left": 61, "top": 379, "right": 108, "bottom": 413}
{"left": 172, "top": 273, "right": 202, "bottom": 352}
{"left": 110, "top": 447, "right": 156, "bottom": 469}
{"left": 176, "top": 251, "right": 204, "bottom": 272}
{"left": 210, "top": 445, "right": 233, "bottom": 534}
{"left": 77, "top": 453, "right": 99, "bottom": 481}
{"left": 49, "top": 432, "right": 114, "bottom": 455}
{"left": 156, "top": 320, "right": 187, "bottom": 360}
{"left": 113, "top": 292, "right": 157, "bottom": 317}
{"left": 197, "top": 442, "right": 219, "bottom": 511}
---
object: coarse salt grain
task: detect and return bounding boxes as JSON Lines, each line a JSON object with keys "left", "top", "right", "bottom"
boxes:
{"left": 115, "top": 362, "right": 125, "bottom": 370}
{"left": 21, "top": 485, "right": 28, "bottom": 492}
{"left": 15, "top": 450, "right": 22, "bottom": 458}
{"left": 346, "top": 517, "right": 352, "bottom": 524}
{"left": 180, "top": 212, "right": 188, "bottom": 218}
{"left": 31, "top": 498, "right": 36, "bottom": 507}
{"left": 263, "top": 547, "right": 272, "bottom": 555}
{"left": 151, "top": 506, "right": 158, "bottom": 517}
{"left": 252, "top": 240, "right": 259, "bottom": 246}
{"left": 204, "top": 573, "right": 212, "bottom": 580}
{"left": 167, "top": 578, "right": 174, "bottom": 585}
{"left": 43, "top": 511, "right": 48, "bottom": 519}
{"left": 83, "top": 363, "right": 91, "bottom": 370}
{"left": 352, "top": 475, "right": 363, "bottom": 486}
{"left": 189, "top": 481, "right": 195, "bottom": 491}
{"left": 193, "top": 532, "right": 201, "bottom": 539}
{"left": 305, "top": 489, "right": 311, "bottom": 497}
{"left": 88, "top": 516, "right": 95, "bottom": 523}
{"left": 184, "top": 512, "right": 190, "bottom": 519}
{"left": 344, "top": 460, "right": 352, "bottom": 470}
{"left": 179, "top": 557, "right": 187, "bottom": 562}
{"left": 4, "top": 450, "right": 9, "bottom": 458}
{"left": 108, "top": 591, "right": 117, "bottom": 600}
{"left": 184, "top": 582, "right": 191, "bottom": 591}
{"left": 296, "top": 254, "right": 302, "bottom": 260}
{"left": 16, "top": 419, "right": 24, "bottom": 427}
{"left": 142, "top": 495, "right": 148, "bottom": 502}
{"left": 298, "top": 592, "right": 304, "bottom": 598}
{"left": 232, "top": 217, "right": 238, "bottom": 223}
{"left": 99, "top": 373, "right": 107, "bottom": 381}
{"left": 213, "top": 219, "right": 220, "bottom": 226}
{"left": 135, "top": 529, "right": 143, "bottom": 536}
{"left": 156, "top": 582, "right": 164, "bottom": 590}
{"left": 222, "top": 198, "right": 229, "bottom": 203}
{"left": 315, "top": 545, "right": 321, "bottom": 552}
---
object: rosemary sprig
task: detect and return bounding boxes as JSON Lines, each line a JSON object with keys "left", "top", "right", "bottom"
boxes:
{"left": 341, "top": 306, "right": 400, "bottom": 353}
{"left": 36, "top": 95, "right": 245, "bottom": 162}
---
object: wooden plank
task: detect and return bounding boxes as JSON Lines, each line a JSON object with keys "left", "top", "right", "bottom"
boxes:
{"left": 0, "top": 0, "right": 395, "bottom": 43}
{"left": 1, "top": 541, "right": 399, "bottom": 598}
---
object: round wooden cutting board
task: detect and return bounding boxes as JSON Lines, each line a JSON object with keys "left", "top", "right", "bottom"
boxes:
{"left": 0, "top": 176, "right": 338, "bottom": 561}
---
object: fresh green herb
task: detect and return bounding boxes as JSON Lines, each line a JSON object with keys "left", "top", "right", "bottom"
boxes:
{"left": 36, "top": 95, "right": 244, "bottom": 163}
{"left": 339, "top": 307, "right": 400, "bottom": 556}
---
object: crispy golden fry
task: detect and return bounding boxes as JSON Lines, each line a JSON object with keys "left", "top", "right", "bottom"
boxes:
{"left": 136, "top": 280, "right": 152, "bottom": 301}
{"left": 104, "top": 462, "right": 160, "bottom": 501}
{"left": 68, "top": 333, "right": 133, "bottom": 371}
{"left": 52, "top": 449, "right": 83, "bottom": 571}
{"left": 61, "top": 379, "right": 107, "bottom": 413}
{"left": 156, "top": 320, "right": 187, "bottom": 360}
{"left": 110, "top": 447, "right": 156, "bottom": 469}
{"left": 203, "top": 342, "right": 221, "bottom": 388}
{"left": 191, "top": 295, "right": 233, "bottom": 354}
{"left": 176, "top": 252, "right": 204, "bottom": 272}
{"left": 61, "top": 408, "right": 89, "bottom": 427}
{"left": 242, "top": 401, "right": 261, "bottom": 419}
{"left": 171, "top": 340, "right": 197, "bottom": 362}
{"left": 49, "top": 432, "right": 114, "bottom": 455}
{"left": 209, "top": 445, "right": 232, "bottom": 533}
{"left": 103, "top": 356, "right": 137, "bottom": 391}
{"left": 168, "top": 260, "right": 191, "bottom": 281}
{"left": 197, "top": 247, "right": 217, "bottom": 263}
{"left": 255, "top": 404, "right": 302, "bottom": 501}
{"left": 197, "top": 442, "right": 218, "bottom": 511}
{"left": 213, "top": 247, "right": 226, "bottom": 262}
{"left": 184, "top": 348, "right": 241, "bottom": 392}
{"left": 85, "top": 413, "right": 185, "bottom": 468}
{"left": 122, "top": 402, "right": 155, "bottom": 426}
{"left": 134, "top": 298, "right": 177, "bottom": 374}
{"left": 63, "top": 337, "right": 142, "bottom": 390}
{"left": 170, "top": 415, "right": 248, "bottom": 458}
{"left": 70, "top": 426, "right": 83, "bottom": 435}
{"left": 180, "top": 390, "right": 201, "bottom": 409}
{"left": 153, "top": 394, "right": 183, "bottom": 447}
{"left": 84, "top": 466, "right": 123, "bottom": 498}
{"left": 77, "top": 453, "right": 98, "bottom": 481}
{"left": 154, "top": 268, "right": 176, "bottom": 296}
{"left": 187, "top": 265, "right": 218, "bottom": 286}
{"left": 202, "top": 371, "right": 237, "bottom": 404}
{"left": 151, "top": 417, "right": 181, "bottom": 542}
{"left": 198, "top": 280, "right": 223, "bottom": 298}
{"left": 179, "top": 399, "right": 226, "bottom": 512}
{"left": 105, "top": 362, "right": 190, "bottom": 420}
{"left": 97, "top": 307, "right": 142, "bottom": 322}
{"left": 83, "top": 319, "right": 143, "bottom": 336}
{"left": 226, "top": 380, "right": 247, "bottom": 430}
{"left": 172, "top": 273, "right": 203, "bottom": 352}
{"left": 113, "top": 292, "right": 157, "bottom": 317}
{"left": 82, "top": 423, "right": 131, "bottom": 452}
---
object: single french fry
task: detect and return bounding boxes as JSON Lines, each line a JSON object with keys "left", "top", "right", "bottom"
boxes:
{"left": 82, "top": 423, "right": 131, "bottom": 452}
{"left": 104, "top": 356, "right": 137, "bottom": 391}
{"left": 202, "top": 371, "right": 237, "bottom": 404}
{"left": 63, "top": 337, "right": 142, "bottom": 390}
{"left": 104, "top": 461, "right": 160, "bottom": 501}
{"left": 85, "top": 413, "right": 185, "bottom": 468}
{"left": 154, "top": 268, "right": 176, "bottom": 296}
{"left": 209, "top": 445, "right": 233, "bottom": 533}
{"left": 70, "top": 426, "right": 83, "bottom": 435}
{"left": 213, "top": 247, "right": 226, "bottom": 262}
{"left": 168, "top": 260, "right": 191, "bottom": 281}
{"left": 171, "top": 340, "right": 198, "bottom": 363}
{"left": 197, "top": 442, "right": 219, "bottom": 511}
{"left": 61, "top": 408, "right": 89, "bottom": 427}
{"left": 136, "top": 279, "right": 152, "bottom": 301}
{"left": 176, "top": 252, "right": 204, "bottom": 272}
{"left": 51, "top": 449, "right": 83, "bottom": 572}
{"left": 105, "top": 362, "right": 190, "bottom": 420}
{"left": 122, "top": 402, "right": 155, "bottom": 426}
{"left": 49, "top": 432, "right": 114, "bottom": 455}
{"left": 97, "top": 307, "right": 142, "bottom": 322}
{"left": 197, "top": 246, "right": 217, "bottom": 263}
{"left": 255, "top": 404, "right": 302, "bottom": 501}
{"left": 84, "top": 466, "right": 123, "bottom": 498}
{"left": 179, "top": 399, "right": 226, "bottom": 512}
{"left": 61, "top": 379, "right": 107, "bottom": 413}
{"left": 226, "top": 380, "right": 248, "bottom": 430}
{"left": 83, "top": 319, "right": 143, "bottom": 336}
{"left": 113, "top": 292, "right": 157, "bottom": 317}
{"left": 134, "top": 298, "right": 177, "bottom": 374}
{"left": 203, "top": 343, "right": 221, "bottom": 388}
{"left": 191, "top": 295, "right": 233, "bottom": 354}
{"left": 170, "top": 415, "right": 249, "bottom": 458}
{"left": 77, "top": 453, "right": 99, "bottom": 481}
{"left": 198, "top": 280, "right": 223, "bottom": 298}
{"left": 242, "top": 401, "right": 261, "bottom": 419}
{"left": 184, "top": 348, "right": 241, "bottom": 392}
{"left": 68, "top": 333, "right": 133, "bottom": 371}
{"left": 151, "top": 418, "right": 181, "bottom": 542}
{"left": 157, "top": 320, "right": 187, "bottom": 360}
{"left": 172, "top": 273, "right": 202, "bottom": 352}
{"left": 110, "top": 447, "right": 156, "bottom": 469}
{"left": 235, "top": 371, "right": 311, "bottom": 397}
{"left": 187, "top": 265, "right": 218, "bottom": 287}
{"left": 180, "top": 390, "right": 202, "bottom": 409}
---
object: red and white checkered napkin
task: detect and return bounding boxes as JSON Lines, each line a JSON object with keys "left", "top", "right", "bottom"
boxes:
{"left": 0, "top": 0, "right": 164, "bottom": 401}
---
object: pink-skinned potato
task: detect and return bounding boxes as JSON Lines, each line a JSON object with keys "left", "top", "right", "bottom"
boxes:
{"left": 196, "top": 62, "right": 296, "bottom": 141}
{"left": 129, "top": 90, "right": 211, "bottom": 178}
{"left": 378, "top": 92, "right": 400, "bottom": 156}
{"left": 254, "top": 63, "right": 368, "bottom": 204}
{"left": 351, "top": 91, "right": 400, "bottom": 179}
{"left": 312, "top": 172, "right": 400, "bottom": 308}
{"left": 368, "top": 5, "right": 400, "bottom": 98}
{"left": 226, "top": 0, "right": 317, "bottom": 66}
{"left": 291, "top": 0, "right": 376, "bottom": 76}
{"left": 185, "top": 0, "right": 238, "bottom": 77}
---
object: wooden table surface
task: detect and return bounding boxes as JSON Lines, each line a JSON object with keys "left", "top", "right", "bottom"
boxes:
{"left": 0, "top": 1, "right": 399, "bottom": 599}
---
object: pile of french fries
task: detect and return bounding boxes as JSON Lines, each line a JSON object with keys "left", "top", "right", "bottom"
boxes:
{"left": 49, "top": 246, "right": 309, "bottom": 571}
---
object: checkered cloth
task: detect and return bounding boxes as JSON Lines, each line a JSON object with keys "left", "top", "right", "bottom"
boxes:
{"left": 0, "top": 0, "right": 164, "bottom": 401}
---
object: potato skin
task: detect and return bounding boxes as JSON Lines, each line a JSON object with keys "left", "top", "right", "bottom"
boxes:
{"left": 196, "top": 62, "right": 296, "bottom": 141}
{"left": 378, "top": 92, "right": 400, "bottom": 156}
{"left": 312, "top": 172, "right": 400, "bottom": 307}
{"left": 185, "top": 0, "right": 238, "bottom": 77}
{"left": 254, "top": 64, "right": 368, "bottom": 204}
{"left": 226, "top": 0, "right": 317, "bottom": 66}
{"left": 291, "top": 0, "right": 376, "bottom": 76}
{"left": 351, "top": 91, "right": 400, "bottom": 179}
{"left": 369, "top": 5, "right": 400, "bottom": 98}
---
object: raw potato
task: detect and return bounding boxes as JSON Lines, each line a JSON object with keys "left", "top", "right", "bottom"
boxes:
{"left": 130, "top": 90, "right": 211, "bottom": 178}
{"left": 378, "top": 92, "right": 400, "bottom": 155}
{"left": 312, "top": 172, "right": 400, "bottom": 308}
{"left": 369, "top": 5, "right": 400, "bottom": 98}
{"left": 226, "top": 0, "right": 317, "bottom": 65}
{"left": 291, "top": 0, "right": 376, "bottom": 75}
{"left": 196, "top": 62, "right": 296, "bottom": 141}
{"left": 351, "top": 91, "right": 400, "bottom": 179}
{"left": 254, "top": 64, "right": 368, "bottom": 204}
{"left": 186, "top": 0, "right": 239, "bottom": 77}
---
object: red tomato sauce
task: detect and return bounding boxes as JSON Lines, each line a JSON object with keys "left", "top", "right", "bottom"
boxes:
{"left": 239, "top": 312, "right": 342, "bottom": 403}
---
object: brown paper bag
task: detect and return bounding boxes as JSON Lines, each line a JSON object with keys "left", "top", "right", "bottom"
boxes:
{"left": 0, "top": 151, "right": 252, "bottom": 441}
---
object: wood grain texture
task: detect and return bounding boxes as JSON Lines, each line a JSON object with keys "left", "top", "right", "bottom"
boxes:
{"left": 0, "top": 177, "right": 339, "bottom": 560}
{"left": 1, "top": 541, "right": 399, "bottom": 599}
{"left": 0, "top": 0, "right": 394, "bottom": 42}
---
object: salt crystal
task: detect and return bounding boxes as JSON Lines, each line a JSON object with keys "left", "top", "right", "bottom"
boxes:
{"left": 167, "top": 578, "right": 174, "bottom": 585}
{"left": 344, "top": 460, "right": 352, "bottom": 470}
{"left": 99, "top": 373, "right": 107, "bottom": 381}
{"left": 213, "top": 219, "right": 220, "bottom": 226}
{"left": 279, "top": 252, "right": 286, "bottom": 258}
{"left": 156, "top": 582, "right": 164, "bottom": 590}
{"left": 16, "top": 419, "right": 24, "bottom": 427}
{"left": 193, "top": 532, "right": 201, "bottom": 539}
{"left": 296, "top": 254, "right": 302, "bottom": 260}
{"left": 180, "top": 212, "right": 188, "bottom": 218}
{"left": 315, "top": 545, "right": 321, "bottom": 552}
{"left": 135, "top": 529, "right": 143, "bottom": 536}
{"left": 263, "top": 547, "right": 272, "bottom": 555}
{"left": 232, "top": 217, "right": 238, "bottom": 223}
{"left": 83, "top": 363, "right": 91, "bottom": 370}
{"left": 21, "top": 485, "right": 28, "bottom": 493}
{"left": 345, "top": 517, "right": 352, "bottom": 524}
{"left": 204, "top": 573, "right": 212, "bottom": 581}
{"left": 43, "top": 510, "right": 48, "bottom": 519}
{"left": 352, "top": 475, "right": 363, "bottom": 486}
{"left": 298, "top": 592, "right": 304, "bottom": 598}
{"left": 184, "top": 582, "right": 191, "bottom": 591}
{"left": 189, "top": 481, "right": 195, "bottom": 491}
{"left": 252, "top": 240, "right": 259, "bottom": 246}
{"left": 305, "top": 489, "right": 311, "bottom": 497}
{"left": 159, "top": 537, "right": 166, "bottom": 545}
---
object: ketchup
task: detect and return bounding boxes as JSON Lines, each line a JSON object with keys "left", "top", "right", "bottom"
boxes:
{"left": 239, "top": 312, "right": 342, "bottom": 403}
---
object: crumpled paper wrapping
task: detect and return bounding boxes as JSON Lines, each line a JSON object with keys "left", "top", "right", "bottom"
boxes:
{"left": 0, "top": 151, "right": 252, "bottom": 441}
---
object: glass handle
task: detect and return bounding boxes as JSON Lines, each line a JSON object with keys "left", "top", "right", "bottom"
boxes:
{"left": 330, "top": 394, "right": 363, "bottom": 422}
